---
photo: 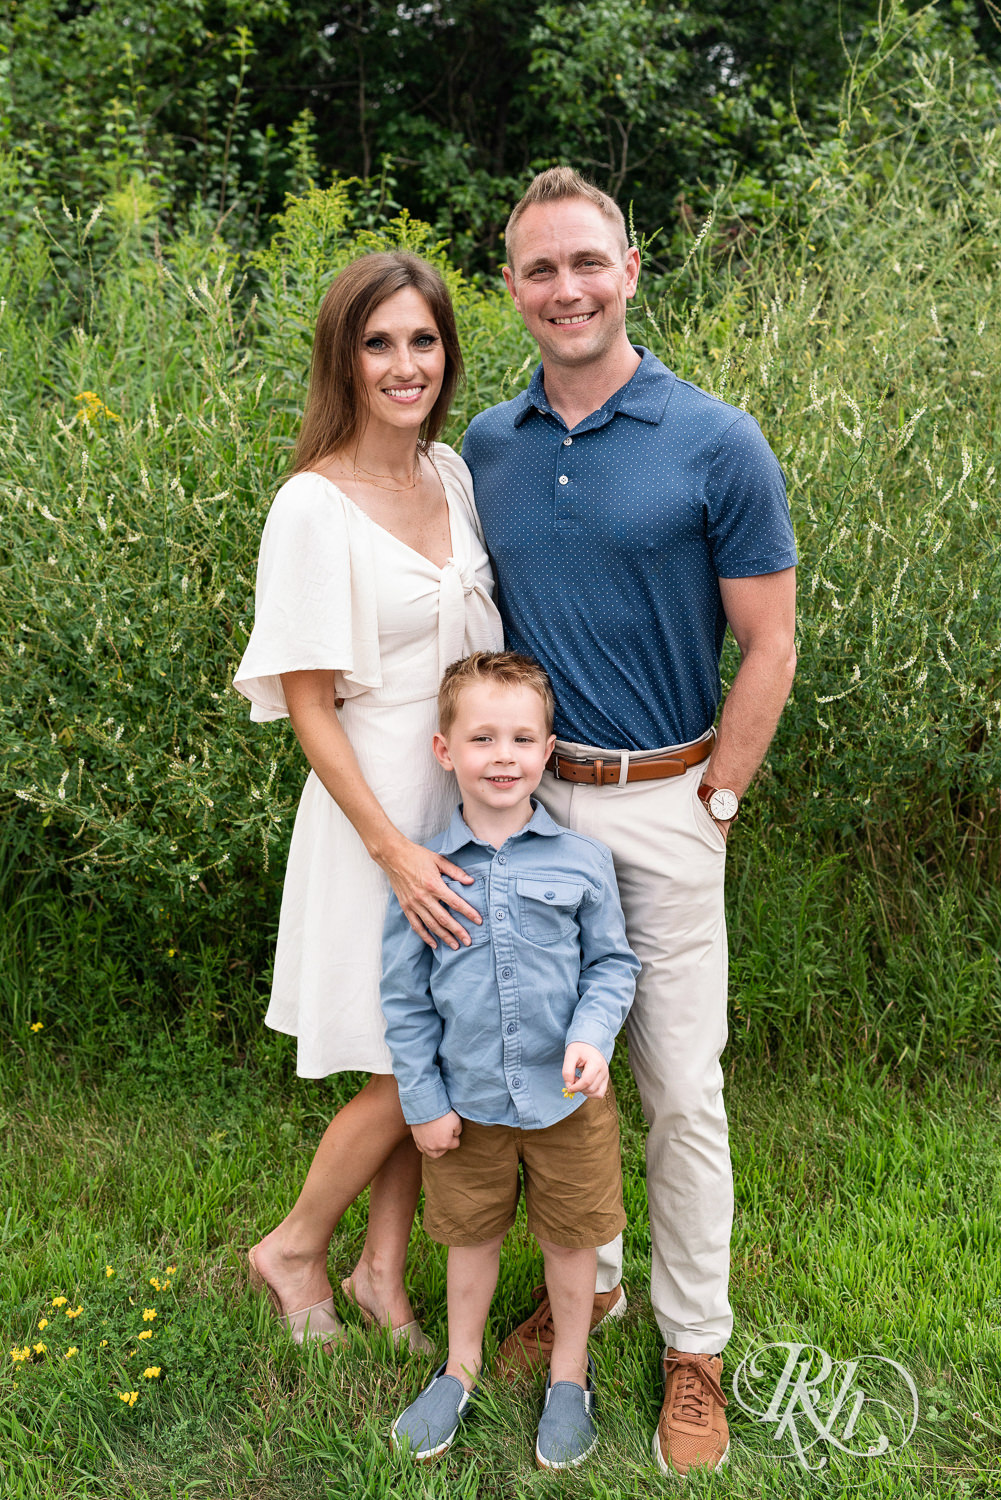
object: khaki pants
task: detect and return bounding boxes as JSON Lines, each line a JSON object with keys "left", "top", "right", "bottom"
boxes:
{"left": 537, "top": 735, "right": 733, "bottom": 1355}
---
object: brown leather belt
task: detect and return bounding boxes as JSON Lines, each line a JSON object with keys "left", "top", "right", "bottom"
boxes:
{"left": 546, "top": 730, "right": 714, "bottom": 786}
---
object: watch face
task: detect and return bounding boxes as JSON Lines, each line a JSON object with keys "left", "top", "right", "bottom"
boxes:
{"left": 709, "top": 788, "right": 739, "bottom": 821}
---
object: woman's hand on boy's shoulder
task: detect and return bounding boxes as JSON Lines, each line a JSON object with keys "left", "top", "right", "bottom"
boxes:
{"left": 412, "top": 1111, "right": 463, "bottom": 1159}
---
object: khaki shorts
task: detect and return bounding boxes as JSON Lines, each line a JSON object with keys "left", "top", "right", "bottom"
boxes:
{"left": 422, "top": 1088, "right": 627, "bottom": 1250}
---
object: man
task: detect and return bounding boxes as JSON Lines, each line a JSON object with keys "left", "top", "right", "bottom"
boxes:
{"left": 461, "top": 166, "right": 797, "bottom": 1476}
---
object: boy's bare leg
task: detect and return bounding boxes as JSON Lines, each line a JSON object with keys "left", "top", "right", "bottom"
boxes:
{"left": 538, "top": 1239, "right": 597, "bottom": 1387}
{"left": 444, "top": 1233, "right": 506, "bottom": 1391}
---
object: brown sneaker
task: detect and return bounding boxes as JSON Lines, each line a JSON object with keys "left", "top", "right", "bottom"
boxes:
{"left": 653, "top": 1348, "right": 729, "bottom": 1476}
{"left": 495, "top": 1283, "right": 627, "bottom": 1380}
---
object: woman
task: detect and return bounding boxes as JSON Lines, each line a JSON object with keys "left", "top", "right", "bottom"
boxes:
{"left": 234, "top": 252, "right": 502, "bottom": 1351}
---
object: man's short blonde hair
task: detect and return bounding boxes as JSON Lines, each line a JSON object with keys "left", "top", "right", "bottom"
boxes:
{"left": 438, "top": 651, "right": 555, "bottom": 736}
{"left": 504, "top": 166, "right": 629, "bottom": 267}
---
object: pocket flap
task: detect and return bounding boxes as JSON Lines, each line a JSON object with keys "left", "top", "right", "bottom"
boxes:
{"left": 515, "top": 877, "right": 584, "bottom": 906}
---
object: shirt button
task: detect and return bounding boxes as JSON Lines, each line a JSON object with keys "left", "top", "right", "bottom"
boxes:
{"left": 495, "top": 909, "right": 506, "bottom": 921}
{"left": 497, "top": 854, "right": 507, "bottom": 864}
{"left": 501, "top": 966, "right": 513, "bottom": 979}
{"left": 563, "top": 436, "right": 572, "bottom": 446}
{"left": 512, "top": 1076, "right": 523, "bottom": 1089}
{"left": 506, "top": 1022, "right": 517, "bottom": 1035}
{"left": 558, "top": 475, "right": 569, "bottom": 485}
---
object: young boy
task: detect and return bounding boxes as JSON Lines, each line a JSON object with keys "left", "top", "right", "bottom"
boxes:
{"left": 380, "top": 650, "right": 639, "bottom": 1470}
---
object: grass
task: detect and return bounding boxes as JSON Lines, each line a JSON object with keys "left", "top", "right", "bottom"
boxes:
{"left": 3, "top": 1021, "right": 999, "bottom": 1499}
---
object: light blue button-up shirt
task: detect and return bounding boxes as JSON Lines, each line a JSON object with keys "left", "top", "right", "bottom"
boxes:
{"left": 380, "top": 802, "right": 639, "bottom": 1130}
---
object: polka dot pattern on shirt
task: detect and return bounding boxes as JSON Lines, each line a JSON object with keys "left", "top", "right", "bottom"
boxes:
{"left": 463, "top": 348, "right": 797, "bottom": 750}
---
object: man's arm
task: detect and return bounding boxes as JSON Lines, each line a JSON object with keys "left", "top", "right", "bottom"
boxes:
{"left": 704, "top": 567, "right": 797, "bottom": 830}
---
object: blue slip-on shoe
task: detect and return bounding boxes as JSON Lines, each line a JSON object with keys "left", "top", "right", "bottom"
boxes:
{"left": 390, "top": 1361, "right": 474, "bottom": 1461}
{"left": 535, "top": 1355, "right": 598, "bottom": 1470}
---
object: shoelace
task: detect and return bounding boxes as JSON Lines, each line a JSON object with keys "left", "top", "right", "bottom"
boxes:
{"left": 664, "top": 1352, "right": 728, "bottom": 1427}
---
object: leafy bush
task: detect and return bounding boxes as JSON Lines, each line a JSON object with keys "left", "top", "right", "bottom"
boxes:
{"left": 1, "top": 21, "right": 998, "bottom": 1060}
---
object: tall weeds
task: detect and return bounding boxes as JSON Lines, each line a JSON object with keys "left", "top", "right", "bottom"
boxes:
{"left": 1, "top": 16, "right": 998, "bottom": 1064}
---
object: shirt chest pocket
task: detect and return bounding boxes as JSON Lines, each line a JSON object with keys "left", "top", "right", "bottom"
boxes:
{"left": 440, "top": 874, "right": 491, "bottom": 948}
{"left": 516, "top": 877, "right": 584, "bottom": 945}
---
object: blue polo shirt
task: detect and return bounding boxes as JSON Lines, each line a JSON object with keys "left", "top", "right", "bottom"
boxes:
{"left": 462, "top": 348, "right": 797, "bottom": 750}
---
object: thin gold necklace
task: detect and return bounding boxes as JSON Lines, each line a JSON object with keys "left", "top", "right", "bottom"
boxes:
{"left": 351, "top": 454, "right": 422, "bottom": 492}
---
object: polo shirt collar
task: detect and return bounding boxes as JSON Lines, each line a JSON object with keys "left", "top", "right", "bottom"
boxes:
{"left": 513, "top": 346, "right": 675, "bottom": 430}
{"left": 439, "top": 798, "right": 562, "bottom": 854}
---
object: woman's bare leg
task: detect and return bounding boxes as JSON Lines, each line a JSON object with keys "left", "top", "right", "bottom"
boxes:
{"left": 342, "top": 1135, "right": 423, "bottom": 1328}
{"left": 252, "top": 1073, "right": 412, "bottom": 1317}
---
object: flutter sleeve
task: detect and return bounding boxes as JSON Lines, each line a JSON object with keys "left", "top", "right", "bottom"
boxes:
{"left": 232, "top": 473, "right": 382, "bottom": 721}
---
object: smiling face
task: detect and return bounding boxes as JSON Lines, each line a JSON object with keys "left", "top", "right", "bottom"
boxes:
{"left": 357, "top": 286, "right": 447, "bottom": 440}
{"left": 503, "top": 198, "right": 641, "bottom": 373}
{"left": 433, "top": 681, "right": 556, "bottom": 830}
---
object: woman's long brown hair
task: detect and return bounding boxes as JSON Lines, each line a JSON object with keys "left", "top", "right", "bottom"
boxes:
{"left": 290, "top": 252, "right": 464, "bottom": 475}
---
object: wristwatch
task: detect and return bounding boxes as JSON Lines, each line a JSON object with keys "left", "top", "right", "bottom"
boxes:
{"left": 697, "top": 783, "right": 740, "bottom": 825}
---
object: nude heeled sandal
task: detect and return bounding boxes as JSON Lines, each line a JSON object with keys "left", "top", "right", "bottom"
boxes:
{"left": 340, "top": 1276, "right": 433, "bottom": 1355}
{"left": 247, "top": 1245, "right": 347, "bottom": 1353}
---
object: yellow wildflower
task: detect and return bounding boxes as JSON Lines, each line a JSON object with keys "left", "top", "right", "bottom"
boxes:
{"left": 65, "top": 1305, "right": 83, "bottom": 1318}
{"left": 117, "top": 1390, "right": 138, "bottom": 1407}
{"left": 138, "top": 1330, "right": 153, "bottom": 1340}
{"left": 105, "top": 1265, "right": 115, "bottom": 1278}
{"left": 51, "top": 1296, "right": 68, "bottom": 1307}
{"left": 10, "top": 1346, "right": 31, "bottom": 1363}
{"left": 142, "top": 1366, "right": 161, "bottom": 1379}
{"left": 142, "top": 1308, "right": 156, "bottom": 1322}
{"left": 149, "top": 1277, "right": 161, "bottom": 1291}
{"left": 33, "top": 1342, "right": 47, "bottom": 1355}
{"left": 100, "top": 1340, "right": 108, "bottom": 1348}
{"left": 74, "top": 391, "right": 121, "bottom": 423}
{"left": 162, "top": 1280, "right": 171, "bottom": 1289}
{"left": 65, "top": 1347, "right": 78, "bottom": 1359}
{"left": 30, "top": 1022, "right": 44, "bottom": 1033}
{"left": 166, "top": 1266, "right": 177, "bottom": 1275}
{"left": 167, "top": 948, "right": 176, "bottom": 958}
{"left": 37, "top": 1318, "right": 48, "bottom": 1331}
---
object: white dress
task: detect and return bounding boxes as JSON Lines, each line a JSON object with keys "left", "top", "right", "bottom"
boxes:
{"left": 233, "top": 444, "right": 503, "bottom": 1077}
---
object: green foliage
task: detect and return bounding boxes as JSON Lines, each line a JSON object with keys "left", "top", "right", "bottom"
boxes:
{"left": 1, "top": 9, "right": 1000, "bottom": 1062}
{"left": 4, "top": 0, "right": 999, "bottom": 274}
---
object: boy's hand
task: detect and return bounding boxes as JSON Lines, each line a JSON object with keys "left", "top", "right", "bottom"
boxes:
{"left": 562, "top": 1042, "right": 609, "bottom": 1099}
{"left": 412, "top": 1111, "right": 463, "bottom": 1159}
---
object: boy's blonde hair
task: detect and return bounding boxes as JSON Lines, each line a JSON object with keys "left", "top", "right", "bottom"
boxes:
{"left": 504, "top": 166, "right": 629, "bottom": 265}
{"left": 438, "top": 651, "right": 555, "bottom": 736}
